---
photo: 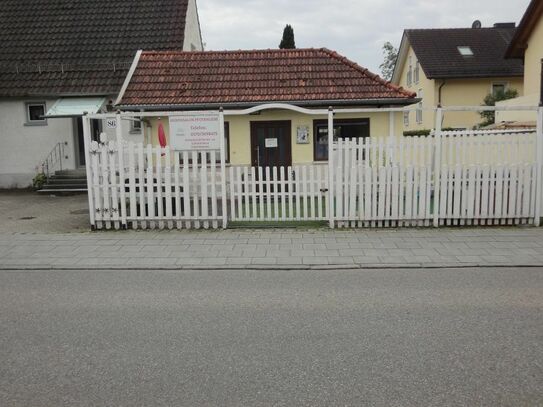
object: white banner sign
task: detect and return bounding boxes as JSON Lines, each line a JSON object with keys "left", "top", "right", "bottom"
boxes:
{"left": 169, "top": 111, "right": 220, "bottom": 151}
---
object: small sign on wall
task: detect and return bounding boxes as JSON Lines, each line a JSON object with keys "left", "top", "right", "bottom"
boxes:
{"left": 169, "top": 111, "right": 220, "bottom": 151}
{"left": 265, "top": 138, "right": 278, "bottom": 148}
{"left": 106, "top": 118, "right": 117, "bottom": 129}
{"left": 297, "top": 126, "right": 309, "bottom": 144}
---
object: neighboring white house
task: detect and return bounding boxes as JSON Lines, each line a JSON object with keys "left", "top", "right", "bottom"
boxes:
{"left": 0, "top": 0, "right": 203, "bottom": 188}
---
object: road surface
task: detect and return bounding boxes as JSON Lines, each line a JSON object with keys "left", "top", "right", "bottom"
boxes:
{"left": 1, "top": 267, "right": 542, "bottom": 406}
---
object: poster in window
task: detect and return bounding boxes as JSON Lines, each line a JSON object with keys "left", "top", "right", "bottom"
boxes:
{"left": 297, "top": 126, "right": 309, "bottom": 144}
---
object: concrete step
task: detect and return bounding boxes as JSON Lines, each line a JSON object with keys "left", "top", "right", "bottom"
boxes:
{"left": 42, "top": 182, "right": 87, "bottom": 189}
{"left": 38, "top": 188, "right": 87, "bottom": 193}
{"left": 55, "top": 169, "right": 86, "bottom": 176}
{"left": 45, "top": 178, "right": 87, "bottom": 184}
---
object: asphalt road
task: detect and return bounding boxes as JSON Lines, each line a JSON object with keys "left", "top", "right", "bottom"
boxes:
{"left": 0, "top": 268, "right": 542, "bottom": 407}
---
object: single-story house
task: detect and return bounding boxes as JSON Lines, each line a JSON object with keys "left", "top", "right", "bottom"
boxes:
{"left": 115, "top": 48, "right": 418, "bottom": 167}
{"left": 497, "top": 0, "right": 543, "bottom": 125}
{"left": 391, "top": 23, "right": 524, "bottom": 131}
{"left": 0, "top": 0, "right": 203, "bottom": 189}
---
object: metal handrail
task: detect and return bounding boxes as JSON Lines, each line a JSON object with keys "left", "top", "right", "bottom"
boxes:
{"left": 41, "top": 142, "right": 68, "bottom": 178}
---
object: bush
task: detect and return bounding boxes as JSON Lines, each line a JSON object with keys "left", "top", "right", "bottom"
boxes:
{"left": 480, "top": 89, "right": 519, "bottom": 126}
{"left": 403, "top": 129, "right": 432, "bottom": 137}
{"left": 403, "top": 127, "right": 457, "bottom": 137}
{"left": 32, "top": 173, "right": 47, "bottom": 190}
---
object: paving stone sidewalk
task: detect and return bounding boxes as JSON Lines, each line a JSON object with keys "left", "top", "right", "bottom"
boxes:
{"left": 2, "top": 227, "right": 543, "bottom": 269}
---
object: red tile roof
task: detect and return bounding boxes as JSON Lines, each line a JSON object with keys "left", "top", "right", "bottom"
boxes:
{"left": 118, "top": 48, "right": 416, "bottom": 108}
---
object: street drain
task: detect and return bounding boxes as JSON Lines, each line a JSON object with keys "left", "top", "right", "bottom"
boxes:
{"left": 70, "top": 209, "right": 89, "bottom": 215}
{"left": 19, "top": 216, "right": 36, "bottom": 220}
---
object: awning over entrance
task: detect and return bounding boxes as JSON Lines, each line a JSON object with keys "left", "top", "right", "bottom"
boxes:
{"left": 45, "top": 97, "right": 106, "bottom": 118}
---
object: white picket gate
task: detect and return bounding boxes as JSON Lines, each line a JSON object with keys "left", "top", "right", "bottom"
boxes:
{"left": 228, "top": 165, "right": 329, "bottom": 222}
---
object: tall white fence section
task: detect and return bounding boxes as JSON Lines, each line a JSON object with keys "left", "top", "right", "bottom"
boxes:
{"left": 83, "top": 106, "right": 543, "bottom": 230}
{"left": 437, "top": 129, "right": 537, "bottom": 226}
{"left": 88, "top": 141, "right": 226, "bottom": 230}
{"left": 330, "top": 129, "right": 537, "bottom": 228}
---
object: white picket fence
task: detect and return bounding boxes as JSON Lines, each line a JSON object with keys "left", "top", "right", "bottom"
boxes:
{"left": 331, "top": 130, "right": 537, "bottom": 228}
{"left": 89, "top": 141, "right": 225, "bottom": 230}
{"left": 437, "top": 130, "right": 537, "bottom": 226}
{"left": 88, "top": 130, "right": 538, "bottom": 230}
{"left": 228, "top": 165, "right": 329, "bottom": 222}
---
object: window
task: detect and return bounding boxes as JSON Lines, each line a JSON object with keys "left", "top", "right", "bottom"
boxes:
{"left": 406, "top": 56, "right": 413, "bottom": 86}
{"left": 416, "top": 89, "right": 423, "bottom": 124}
{"left": 25, "top": 102, "right": 47, "bottom": 125}
{"left": 224, "top": 122, "right": 230, "bottom": 163}
{"left": 492, "top": 83, "right": 507, "bottom": 96}
{"left": 457, "top": 46, "right": 474, "bottom": 56}
{"left": 414, "top": 61, "right": 420, "bottom": 84}
{"left": 313, "top": 119, "right": 370, "bottom": 161}
{"left": 403, "top": 111, "right": 410, "bottom": 127}
{"left": 130, "top": 119, "right": 142, "bottom": 133}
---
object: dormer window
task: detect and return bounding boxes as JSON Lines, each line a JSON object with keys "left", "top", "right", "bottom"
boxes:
{"left": 457, "top": 46, "right": 474, "bottom": 56}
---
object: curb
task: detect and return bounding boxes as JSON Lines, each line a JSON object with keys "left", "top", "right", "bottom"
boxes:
{"left": 2, "top": 263, "right": 543, "bottom": 271}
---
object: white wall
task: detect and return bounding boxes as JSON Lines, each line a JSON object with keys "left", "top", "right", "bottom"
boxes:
{"left": 495, "top": 93, "right": 539, "bottom": 123}
{"left": 0, "top": 99, "right": 76, "bottom": 188}
{"left": 183, "top": 0, "right": 203, "bottom": 51}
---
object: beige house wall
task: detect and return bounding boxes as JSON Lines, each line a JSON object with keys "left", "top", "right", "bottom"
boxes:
{"left": 524, "top": 15, "right": 543, "bottom": 94}
{"left": 440, "top": 77, "right": 524, "bottom": 128}
{"left": 395, "top": 43, "right": 524, "bottom": 131}
{"left": 146, "top": 109, "right": 404, "bottom": 165}
{"left": 396, "top": 46, "right": 435, "bottom": 131}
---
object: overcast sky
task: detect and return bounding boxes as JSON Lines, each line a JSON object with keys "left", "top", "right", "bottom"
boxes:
{"left": 198, "top": 0, "right": 530, "bottom": 75}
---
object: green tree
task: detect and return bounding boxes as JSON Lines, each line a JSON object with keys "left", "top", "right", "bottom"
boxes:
{"left": 279, "top": 25, "right": 296, "bottom": 49}
{"left": 379, "top": 42, "right": 398, "bottom": 81}
{"left": 479, "top": 89, "right": 519, "bottom": 126}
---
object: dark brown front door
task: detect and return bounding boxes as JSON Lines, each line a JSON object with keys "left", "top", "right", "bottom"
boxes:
{"left": 250, "top": 121, "right": 292, "bottom": 168}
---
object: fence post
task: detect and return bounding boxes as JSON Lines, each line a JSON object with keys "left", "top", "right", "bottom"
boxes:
{"left": 82, "top": 114, "right": 96, "bottom": 229}
{"left": 328, "top": 107, "right": 335, "bottom": 228}
{"left": 115, "top": 112, "right": 128, "bottom": 229}
{"left": 433, "top": 107, "right": 443, "bottom": 227}
{"left": 219, "top": 107, "right": 228, "bottom": 229}
{"left": 535, "top": 106, "right": 543, "bottom": 226}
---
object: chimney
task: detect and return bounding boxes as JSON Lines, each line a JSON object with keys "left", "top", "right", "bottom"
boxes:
{"left": 493, "top": 22, "right": 516, "bottom": 28}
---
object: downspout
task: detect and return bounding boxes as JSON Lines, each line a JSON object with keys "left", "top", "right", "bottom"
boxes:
{"left": 438, "top": 80, "right": 446, "bottom": 127}
{"left": 540, "top": 59, "right": 543, "bottom": 107}
{"left": 438, "top": 80, "right": 446, "bottom": 107}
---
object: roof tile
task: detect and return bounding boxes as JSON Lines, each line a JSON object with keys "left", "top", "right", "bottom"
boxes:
{"left": 119, "top": 48, "right": 416, "bottom": 107}
{"left": 0, "top": 0, "right": 189, "bottom": 97}
{"left": 406, "top": 27, "right": 524, "bottom": 79}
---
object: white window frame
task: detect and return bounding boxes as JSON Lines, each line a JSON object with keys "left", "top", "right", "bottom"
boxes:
{"left": 403, "top": 111, "right": 410, "bottom": 127}
{"left": 416, "top": 89, "right": 423, "bottom": 124}
{"left": 414, "top": 61, "right": 420, "bottom": 84}
{"left": 25, "top": 101, "right": 47, "bottom": 126}
{"left": 406, "top": 56, "right": 413, "bottom": 86}
{"left": 130, "top": 118, "right": 142, "bottom": 134}
{"left": 457, "top": 46, "right": 474, "bottom": 56}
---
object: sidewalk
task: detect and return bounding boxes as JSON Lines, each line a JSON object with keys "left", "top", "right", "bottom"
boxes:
{"left": 2, "top": 226, "right": 543, "bottom": 270}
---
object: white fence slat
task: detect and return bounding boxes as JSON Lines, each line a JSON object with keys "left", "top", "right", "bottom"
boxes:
{"left": 174, "top": 152, "right": 182, "bottom": 229}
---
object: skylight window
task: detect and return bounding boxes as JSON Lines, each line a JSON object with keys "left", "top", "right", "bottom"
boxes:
{"left": 457, "top": 46, "right": 474, "bottom": 56}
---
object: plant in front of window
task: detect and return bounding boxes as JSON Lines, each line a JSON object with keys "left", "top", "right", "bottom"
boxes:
{"left": 279, "top": 25, "right": 296, "bottom": 49}
{"left": 379, "top": 42, "right": 398, "bottom": 81}
{"left": 479, "top": 88, "right": 518, "bottom": 127}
